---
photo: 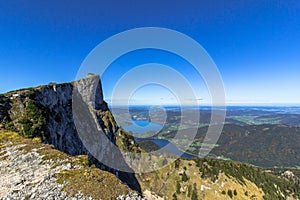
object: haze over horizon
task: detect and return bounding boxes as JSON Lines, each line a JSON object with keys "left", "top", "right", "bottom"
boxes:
{"left": 0, "top": 1, "right": 300, "bottom": 105}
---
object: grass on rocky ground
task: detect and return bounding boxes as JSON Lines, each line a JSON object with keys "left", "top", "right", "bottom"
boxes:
{"left": 0, "top": 126, "right": 133, "bottom": 199}
{"left": 56, "top": 166, "right": 131, "bottom": 199}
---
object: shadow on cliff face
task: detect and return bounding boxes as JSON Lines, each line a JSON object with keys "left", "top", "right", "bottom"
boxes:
{"left": 72, "top": 89, "right": 141, "bottom": 192}
{"left": 70, "top": 76, "right": 141, "bottom": 192}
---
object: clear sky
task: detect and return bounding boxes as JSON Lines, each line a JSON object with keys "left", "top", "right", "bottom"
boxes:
{"left": 0, "top": 1, "right": 300, "bottom": 105}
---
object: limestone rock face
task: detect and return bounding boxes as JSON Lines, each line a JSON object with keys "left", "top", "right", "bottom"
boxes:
{"left": 75, "top": 74, "right": 104, "bottom": 110}
{"left": 0, "top": 74, "right": 112, "bottom": 156}
{"left": 0, "top": 74, "right": 141, "bottom": 192}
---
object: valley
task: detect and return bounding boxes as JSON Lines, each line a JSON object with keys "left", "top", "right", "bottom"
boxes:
{"left": 113, "top": 106, "right": 300, "bottom": 168}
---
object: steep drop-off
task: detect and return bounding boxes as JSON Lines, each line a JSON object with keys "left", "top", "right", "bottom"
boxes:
{"left": 0, "top": 74, "right": 140, "bottom": 192}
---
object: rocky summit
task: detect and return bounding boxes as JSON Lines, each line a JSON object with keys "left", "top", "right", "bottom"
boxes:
{"left": 0, "top": 75, "right": 299, "bottom": 200}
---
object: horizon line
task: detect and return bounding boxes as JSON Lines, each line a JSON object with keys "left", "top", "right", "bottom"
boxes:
{"left": 108, "top": 103, "right": 300, "bottom": 107}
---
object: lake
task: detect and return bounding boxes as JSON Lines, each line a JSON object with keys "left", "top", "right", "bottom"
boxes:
{"left": 123, "top": 120, "right": 164, "bottom": 134}
{"left": 135, "top": 137, "right": 195, "bottom": 159}
{"left": 124, "top": 120, "right": 195, "bottom": 159}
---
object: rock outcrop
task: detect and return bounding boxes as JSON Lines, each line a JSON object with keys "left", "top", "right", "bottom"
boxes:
{"left": 0, "top": 74, "right": 140, "bottom": 192}
{"left": 0, "top": 75, "right": 109, "bottom": 156}
{"left": 0, "top": 144, "right": 92, "bottom": 200}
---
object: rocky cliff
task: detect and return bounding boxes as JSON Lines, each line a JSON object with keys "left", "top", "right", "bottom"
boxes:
{"left": 0, "top": 75, "right": 116, "bottom": 153}
{"left": 0, "top": 74, "right": 140, "bottom": 191}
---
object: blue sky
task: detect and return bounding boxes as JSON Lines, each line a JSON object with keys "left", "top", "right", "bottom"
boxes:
{"left": 0, "top": 1, "right": 300, "bottom": 105}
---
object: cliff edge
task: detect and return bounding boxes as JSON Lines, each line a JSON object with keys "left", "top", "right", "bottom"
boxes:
{"left": 0, "top": 74, "right": 141, "bottom": 192}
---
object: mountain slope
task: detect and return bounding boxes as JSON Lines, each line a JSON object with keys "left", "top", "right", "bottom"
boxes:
{"left": 0, "top": 127, "right": 134, "bottom": 199}
{"left": 161, "top": 124, "right": 300, "bottom": 167}
{"left": 135, "top": 157, "right": 300, "bottom": 200}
